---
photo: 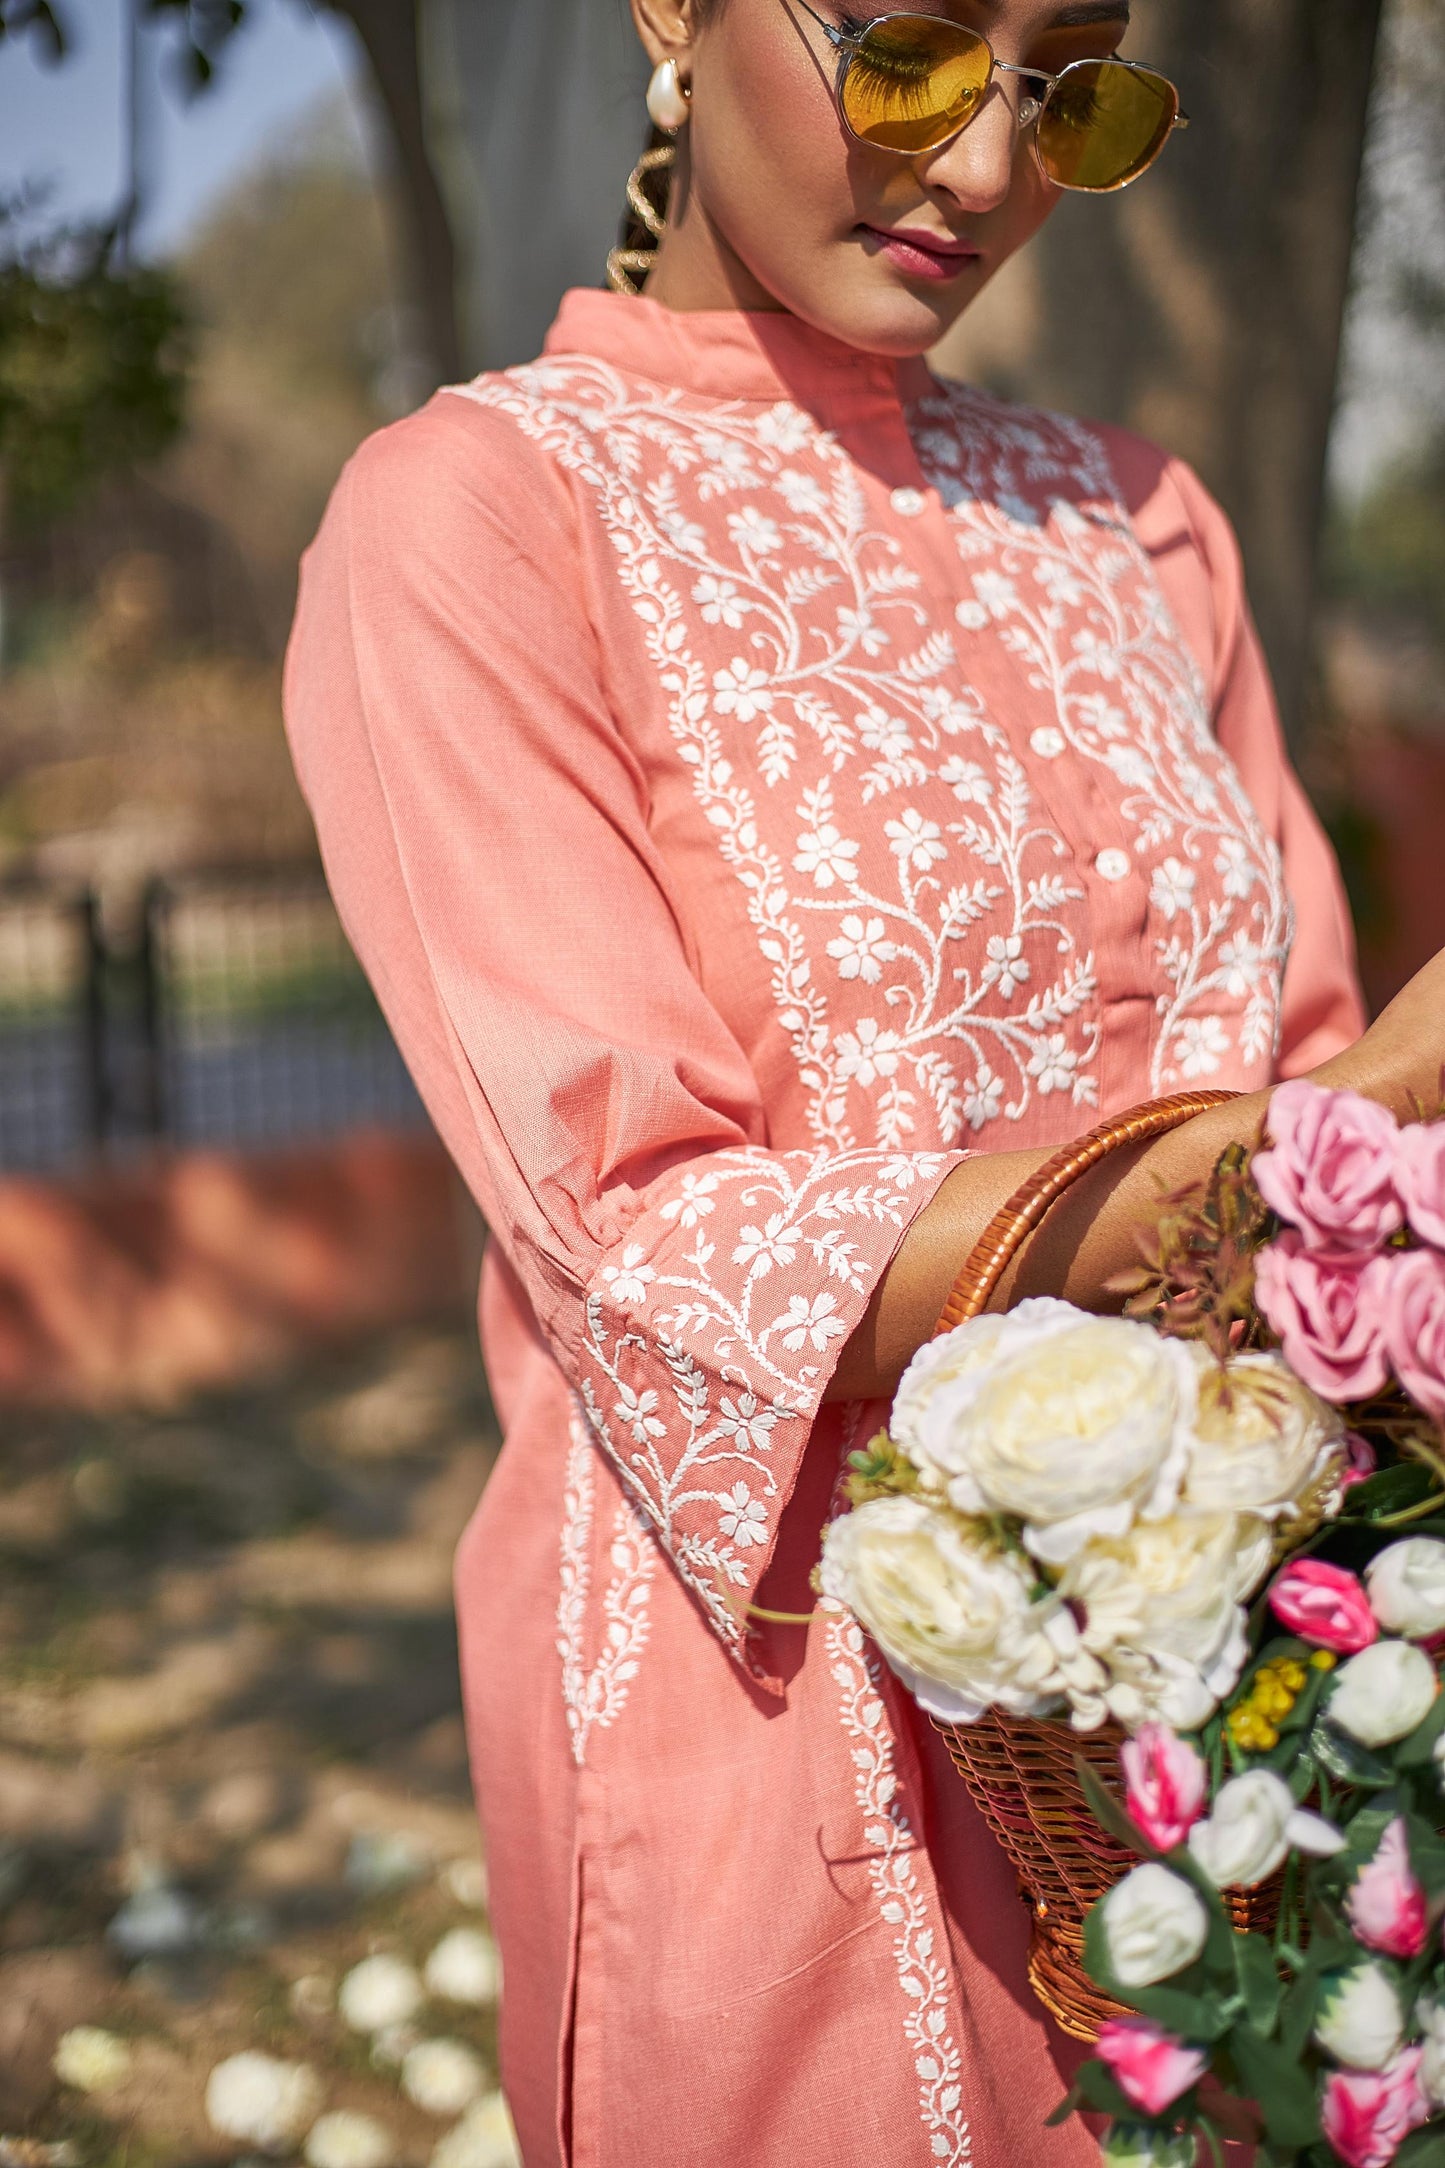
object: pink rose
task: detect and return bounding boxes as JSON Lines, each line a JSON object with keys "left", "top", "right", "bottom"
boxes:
{"left": 1255, "top": 1235, "right": 1393, "bottom": 1403}
{"left": 1385, "top": 1249, "right": 1445, "bottom": 1426}
{"left": 1269, "top": 1558, "right": 1379, "bottom": 1654}
{"left": 1345, "top": 1819, "right": 1429, "bottom": 1960}
{"left": 1095, "top": 2016, "right": 1208, "bottom": 2117}
{"left": 1396, "top": 1122, "right": 1445, "bottom": 1253}
{"left": 1321, "top": 2048, "right": 1429, "bottom": 2168}
{"left": 1120, "top": 1724, "right": 1208, "bottom": 1852}
{"left": 1254, "top": 1080, "right": 1404, "bottom": 1254}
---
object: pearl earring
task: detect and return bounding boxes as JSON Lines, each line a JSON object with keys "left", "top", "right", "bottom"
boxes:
{"left": 646, "top": 57, "right": 692, "bottom": 132}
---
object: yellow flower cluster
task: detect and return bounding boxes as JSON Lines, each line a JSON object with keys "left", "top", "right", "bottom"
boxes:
{"left": 1226, "top": 1651, "right": 1335, "bottom": 1753}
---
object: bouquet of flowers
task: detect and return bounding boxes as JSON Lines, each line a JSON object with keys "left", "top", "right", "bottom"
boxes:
{"left": 821, "top": 1080, "right": 1445, "bottom": 2167}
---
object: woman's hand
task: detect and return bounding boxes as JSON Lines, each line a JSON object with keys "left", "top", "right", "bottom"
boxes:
{"left": 1311, "top": 948, "right": 1445, "bottom": 1117}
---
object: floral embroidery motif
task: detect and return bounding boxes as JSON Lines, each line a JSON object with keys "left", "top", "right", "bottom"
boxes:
{"left": 451, "top": 357, "right": 1288, "bottom": 1146}
{"left": 576, "top": 1147, "right": 948, "bottom": 1656}
{"left": 557, "top": 1403, "right": 656, "bottom": 1767}
{"left": 829, "top": 1605, "right": 972, "bottom": 2164}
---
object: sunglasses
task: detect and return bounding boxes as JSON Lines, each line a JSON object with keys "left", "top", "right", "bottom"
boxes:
{"left": 791, "top": 2, "right": 1187, "bottom": 192}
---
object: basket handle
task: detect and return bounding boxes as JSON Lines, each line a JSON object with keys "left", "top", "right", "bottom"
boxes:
{"left": 931, "top": 1089, "right": 1243, "bottom": 1339}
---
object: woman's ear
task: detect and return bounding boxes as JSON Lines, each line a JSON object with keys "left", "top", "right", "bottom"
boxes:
{"left": 629, "top": 0, "right": 698, "bottom": 68}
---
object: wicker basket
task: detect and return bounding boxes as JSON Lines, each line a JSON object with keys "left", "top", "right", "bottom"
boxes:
{"left": 927, "top": 1089, "right": 1280, "bottom": 2041}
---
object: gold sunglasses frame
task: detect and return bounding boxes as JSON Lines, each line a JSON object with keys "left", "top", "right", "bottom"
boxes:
{"left": 789, "top": 0, "right": 1188, "bottom": 193}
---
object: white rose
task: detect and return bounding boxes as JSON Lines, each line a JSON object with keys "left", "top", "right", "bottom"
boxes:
{"left": 1061, "top": 1513, "right": 1264, "bottom": 1733}
{"left": 1187, "top": 1770, "right": 1344, "bottom": 1889}
{"left": 53, "top": 2027, "right": 132, "bottom": 2094}
{"left": 425, "top": 1928, "right": 500, "bottom": 2006}
{"left": 892, "top": 1301, "right": 1193, "bottom": 1562}
{"left": 1313, "top": 1962, "right": 1406, "bottom": 2070}
{"left": 819, "top": 1495, "right": 1062, "bottom": 1723}
{"left": 205, "top": 2052, "right": 323, "bottom": 2152}
{"left": 429, "top": 2094, "right": 522, "bottom": 2168}
{"left": 338, "top": 1955, "right": 424, "bottom": 2034}
{"left": 1099, "top": 1862, "right": 1209, "bottom": 1987}
{"left": 1367, "top": 1540, "right": 1445, "bottom": 1640}
{"left": 402, "top": 2040, "right": 488, "bottom": 2118}
{"left": 1182, "top": 1348, "right": 1344, "bottom": 1522}
{"left": 1328, "top": 1640, "right": 1439, "bottom": 1748}
{"left": 1419, "top": 1998, "right": 1445, "bottom": 2106}
{"left": 305, "top": 2112, "right": 395, "bottom": 2168}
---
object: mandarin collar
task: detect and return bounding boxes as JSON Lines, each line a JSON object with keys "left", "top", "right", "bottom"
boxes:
{"left": 542, "top": 288, "right": 933, "bottom": 417}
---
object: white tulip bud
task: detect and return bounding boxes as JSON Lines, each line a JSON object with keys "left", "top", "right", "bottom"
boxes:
{"left": 1367, "top": 1540, "right": 1445, "bottom": 1640}
{"left": 1187, "top": 1770, "right": 1343, "bottom": 1890}
{"left": 1314, "top": 1962, "right": 1406, "bottom": 2071}
{"left": 1328, "top": 1640, "right": 1439, "bottom": 1748}
{"left": 1100, "top": 1862, "right": 1209, "bottom": 1988}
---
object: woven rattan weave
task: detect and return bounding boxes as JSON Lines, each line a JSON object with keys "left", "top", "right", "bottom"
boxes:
{"left": 928, "top": 1089, "right": 1264, "bottom": 2040}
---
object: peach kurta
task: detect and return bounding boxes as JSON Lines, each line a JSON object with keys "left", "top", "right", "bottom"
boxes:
{"left": 284, "top": 290, "right": 1364, "bottom": 2168}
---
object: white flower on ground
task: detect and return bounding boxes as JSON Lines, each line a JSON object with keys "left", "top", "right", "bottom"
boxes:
{"left": 440, "top": 1856, "right": 488, "bottom": 1910}
{"left": 1099, "top": 1863, "right": 1208, "bottom": 1988}
{"left": 304, "top": 2112, "right": 394, "bottom": 2168}
{"left": 892, "top": 1300, "right": 1195, "bottom": 1565}
{"left": 1181, "top": 1348, "right": 1344, "bottom": 1523}
{"left": 1314, "top": 1962, "right": 1406, "bottom": 2071}
{"left": 1328, "top": 1640, "right": 1439, "bottom": 1748}
{"left": 425, "top": 1928, "right": 501, "bottom": 2007}
{"left": 338, "top": 1955, "right": 424, "bottom": 2034}
{"left": 370, "top": 2023, "right": 421, "bottom": 2069}
{"left": 1061, "top": 1513, "right": 1269, "bottom": 1733}
{"left": 205, "top": 2053, "right": 323, "bottom": 2152}
{"left": 401, "top": 2040, "right": 488, "bottom": 2118}
{"left": 429, "top": 2094, "right": 522, "bottom": 2168}
{"left": 820, "top": 1495, "right": 1067, "bottom": 1724}
{"left": 53, "top": 2028, "right": 132, "bottom": 2094}
{"left": 1367, "top": 1539, "right": 1445, "bottom": 1640}
{"left": 1187, "top": 1770, "right": 1344, "bottom": 1889}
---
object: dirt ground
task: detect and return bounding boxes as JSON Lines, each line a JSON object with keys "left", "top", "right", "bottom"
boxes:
{"left": 0, "top": 1319, "right": 509, "bottom": 2168}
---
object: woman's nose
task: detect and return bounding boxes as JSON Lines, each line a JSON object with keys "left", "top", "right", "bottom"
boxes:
{"left": 914, "top": 82, "right": 1028, "bottom": 216}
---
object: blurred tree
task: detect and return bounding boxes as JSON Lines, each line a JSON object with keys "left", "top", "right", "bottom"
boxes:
{"left": 937, "top": 0, "right": 1385, "bottom": 744}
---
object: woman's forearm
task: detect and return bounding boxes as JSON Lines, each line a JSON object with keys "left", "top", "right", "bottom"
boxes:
{"left": 825, "top": 1089, "right": 1273, "bottom": 1402}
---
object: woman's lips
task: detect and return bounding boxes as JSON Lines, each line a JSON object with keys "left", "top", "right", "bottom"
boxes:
{"left": 861, "top": 226, "right": 983, "bottom": 283}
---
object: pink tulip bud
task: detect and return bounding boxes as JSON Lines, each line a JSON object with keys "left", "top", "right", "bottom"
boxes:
{"left": 1095, "top": 2017, "right": 1208, "bottom": 2118}
{"left": 1320, "top": 2048, "right": 1428, "bottom": 2168}
{"left": 1269, "top": 1558, "right": 1379, "bottom": 1655}
{"left": 1341, "top": 1432, "right": 1379, "bottom": 1495}
{"left": 1119, "top": 1725, "right": 1207, "bottom": 1852}
{"left": 1346, "top": 1819, "right": 1430, "bottom": 1961}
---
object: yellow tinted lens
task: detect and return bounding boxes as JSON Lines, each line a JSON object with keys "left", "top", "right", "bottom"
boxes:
{"left": 841, "top": 15, "right": 992, "bottom": 154}
{"left": 1035, "top": 60, "right": 1175, "bottom": 190}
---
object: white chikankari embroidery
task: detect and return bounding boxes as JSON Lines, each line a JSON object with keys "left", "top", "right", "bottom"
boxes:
{"left": 450, "top": 358, "right": 1288, "bottom": 1145}
{"left": 829, "top": 1605, "right": 971, "bottom": 2165}
{"left": 557, "top": 1404, "right": 656, "bottom": 1768}
{"left": 577, "top": 1146, "right": 947, "bottom": 1656}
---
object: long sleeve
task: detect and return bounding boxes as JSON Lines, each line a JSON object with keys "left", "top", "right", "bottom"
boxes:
{"left": 283, "top": 400, "right": 962, "bottom": 1672}
{"left": 1109, "top": 430, "right": 1368, "bottom": 1077}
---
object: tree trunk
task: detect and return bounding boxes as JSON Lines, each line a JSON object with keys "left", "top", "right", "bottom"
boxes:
{"left": 418, "top": 0, "right": 650, "bottom": 372}
{"left": 326, "top": 0, "right": 463, "bottom": 389}
{"left": 935, "top": 0, "right": 1385, "bottom": 741}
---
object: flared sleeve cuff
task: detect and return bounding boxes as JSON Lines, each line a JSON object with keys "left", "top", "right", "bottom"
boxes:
{"left": 561, "top": 1143, "right": 965, "bottom": 1668}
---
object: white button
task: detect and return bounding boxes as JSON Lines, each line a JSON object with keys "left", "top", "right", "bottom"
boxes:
{"left": 1095, "top": 848, "right": 1132, "bottom": 883}
{"left": 1030, "top": 727, "right": 1065, "bottom": 759}
{"left": 890, "top": 486, "right": 926, "bottom": 517}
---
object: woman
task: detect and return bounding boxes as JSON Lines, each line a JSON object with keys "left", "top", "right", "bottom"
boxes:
{"left": 284, "top": 2, "right": 1445, "bottom": 2160}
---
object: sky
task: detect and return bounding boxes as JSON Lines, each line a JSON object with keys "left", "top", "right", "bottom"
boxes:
{"left": 0, "top": 0, "right": 369, "bottom": 257}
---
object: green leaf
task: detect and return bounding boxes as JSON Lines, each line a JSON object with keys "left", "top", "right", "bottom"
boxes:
{"left": 1279, "top": 1968, "right": 1322, "bottom": 2062}
{"left": 1125, "top": 1982, "right": 1232, "bottom": 2042}
{"left": 1395, "top": 2131, "right": 1445, "bottom": 2168}
{"left": 1310, "top": 1716, "right": 1394, "bottom": 1789}
{"left": 1234, "top": 1931, "right": 1283, "bottom": 2035}
{"left": 1344, "top": 1464, "right": 1440, "bottom": 1518}
{"left": 1045, "top": 2082, "right": 1084, "bottom": 2129}
{"left": 1227, "top": 2024, "right": 1323, "bottom": 2147}
{"left": 1398, "top": 1686, "right": 1445, "bottom": 1769}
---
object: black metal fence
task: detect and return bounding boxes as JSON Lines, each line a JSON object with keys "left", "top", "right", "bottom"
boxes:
{"left": 0, "top": 869, "right": 425, "bottom": 1174}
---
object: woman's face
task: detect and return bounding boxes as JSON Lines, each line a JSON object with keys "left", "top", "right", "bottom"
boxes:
{"left": 633, "top": 0, "right": 1132, "bottom": 354}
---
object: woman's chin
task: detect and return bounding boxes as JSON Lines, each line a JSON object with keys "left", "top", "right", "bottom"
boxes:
{"left": 783, "top": 255, "right": 985, "bottom": 359}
